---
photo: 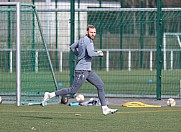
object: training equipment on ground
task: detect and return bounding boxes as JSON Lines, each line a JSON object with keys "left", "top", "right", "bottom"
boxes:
{"left": 69, "top": 102, "right": 80, "bottom": 106}
{"left": 80, "top": 98, "right": 101, "bottom": 106}
{"left": 167, "top": 98, "right": 176, "bottom": 107}
{"left": 122, "top": 102, "right": 161, "bottom": 107}
{"left": 21, "top": 101, "right": 42, "bottom": 106}
{"left": 75, "top": 94, "right": 85, "bottom": 103}
{"left": 28, "top": 102, "right": 42, "bottom": 106}
{"left": 61, "top": 95, "right": 69, "bottom": 104}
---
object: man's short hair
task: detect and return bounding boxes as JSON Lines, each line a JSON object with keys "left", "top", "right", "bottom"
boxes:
{"left": 87, "top": 25, "right": 95, "bottom": 31}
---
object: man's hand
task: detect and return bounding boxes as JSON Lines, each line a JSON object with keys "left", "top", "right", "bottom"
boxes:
{"left": 97, "top": 50, "right": 104, "bottom": 57}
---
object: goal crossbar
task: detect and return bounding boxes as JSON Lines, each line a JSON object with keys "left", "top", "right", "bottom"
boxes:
{"left": 36, "top": 7, "right": 181, "bottom": 12}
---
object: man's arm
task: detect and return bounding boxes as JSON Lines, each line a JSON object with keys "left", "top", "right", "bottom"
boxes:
{"left": 87, "top": 43, "right": 100, "bottom": 57}
{"left": 70, "top": 41, "right": 79, "bottom": 56}
{"left": 86, "top": 41, "right": 103, "bottom": 57}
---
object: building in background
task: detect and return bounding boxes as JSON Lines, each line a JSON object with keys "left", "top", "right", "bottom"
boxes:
{"left": 35, "top": 0, "right": 121, "bottom": 51}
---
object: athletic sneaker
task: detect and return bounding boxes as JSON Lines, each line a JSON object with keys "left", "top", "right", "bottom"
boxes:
{"left": 42, "top": 92, "right": 50, "bottom": 107}
{"left": 102, "top": 108, "right": 118, "bottom": 115}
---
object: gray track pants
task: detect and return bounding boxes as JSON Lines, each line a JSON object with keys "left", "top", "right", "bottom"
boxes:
{"left": 55, "top": 70, "right": 107, "bottom": 106}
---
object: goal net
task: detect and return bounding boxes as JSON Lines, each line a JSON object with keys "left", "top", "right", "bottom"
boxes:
{"left": 163, "top": 32, "right": 181, "bottom": 70}
{"left": 0, "top": 2, "right": 57, "bottom": 105}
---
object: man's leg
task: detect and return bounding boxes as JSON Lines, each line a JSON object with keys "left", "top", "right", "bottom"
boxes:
{"left": 42, "top": 71, "right": 88, "bottom": 105}
{"left": 87, "top": 71, "right": 118, "bottom": 115}
{"left": 86, "top": 71, "right": 107, "bottom": 106}
{"left": 55, "top": 71, "right": 88, "bottom": 95}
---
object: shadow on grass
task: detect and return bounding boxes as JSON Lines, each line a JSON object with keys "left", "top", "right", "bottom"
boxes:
{"left": 18, "top": 115, "right": 104, "bottom": 121}
{"left": 19, "top": 115, "right": 53, "bottom": 120}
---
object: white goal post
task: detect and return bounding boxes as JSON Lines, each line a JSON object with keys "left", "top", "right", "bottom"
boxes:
{"left": 0, "top": 2, "right": 58, "bottom": 106}
{"left": 0, "top": 2, "right": 21, "bottom": 106}
{"left": 163, "top": 32, "right": 181, "bottom": 70}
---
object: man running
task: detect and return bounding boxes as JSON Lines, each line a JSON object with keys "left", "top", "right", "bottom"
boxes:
{"left": 42, "top": 25, "right": 118, "bottom": 115}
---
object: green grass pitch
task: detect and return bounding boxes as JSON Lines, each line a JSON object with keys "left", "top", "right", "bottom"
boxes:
{"left": 1, "top": 69, "right": 181, "bottom": 96}
{"left": 0, "top": 104, "right": 181, "bottom": 132}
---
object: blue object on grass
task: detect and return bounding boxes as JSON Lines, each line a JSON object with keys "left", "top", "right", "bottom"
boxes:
{"left": 58, "top": 82, "right": 62, "bottom": 87}
{"left": 148, "top": 79, "right": 153, "bottom": 83}
{"left": 69, "top": 102, "right": 80, "bottom": 106}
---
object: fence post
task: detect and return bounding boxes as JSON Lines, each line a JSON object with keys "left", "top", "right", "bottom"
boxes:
{"left": 163, "top": 33, "right": 166, "bottom": 70}
{"left": 170, "top": 50, "right": 173, "bottom": 70}
{"left": 70, "top": 0, "right": 75, "bottom": 86}
{"left": 35, "top": 50, "right": 38, "bottom": 73}
{"left": 10, "top": 49, "right": 12, "bottom": 73}
{"left": 55, "top": 0, "right": 59, "bottom": 70}
{"left": 106, "top": 50, "right": 109, "bottom": 72}
{"left": 99, "top": 1, "right": 103, "bottom": 70}
{"left": 59, "top": 50, "right": 62, "bottom": 72}
{"left": 150, "top": 50, "right": 152, "bottom": 71}
{"left": 156, "top": 0, "right": 163, "bottom": 100}
{"left": 128, "top": 50, "right": 131, "bottom": 71}
{"left": 119, "top": 1, "right": 123, "bottom": 70}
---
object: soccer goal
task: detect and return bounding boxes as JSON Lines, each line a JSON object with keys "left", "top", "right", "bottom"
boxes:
{"left": 163, "top": 32, "right": 181, "bottom": 70}
{"left": 0, "top": 2, "right": 58, "bottom": 106}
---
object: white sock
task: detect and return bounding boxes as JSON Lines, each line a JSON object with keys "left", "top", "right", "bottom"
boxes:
{"left": 49, "top": 92, "right": 56, "bottom": 98}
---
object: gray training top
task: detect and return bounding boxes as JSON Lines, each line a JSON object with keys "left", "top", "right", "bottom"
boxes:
{"left": 70, "top": 35, "right": 100, "bottom": 71}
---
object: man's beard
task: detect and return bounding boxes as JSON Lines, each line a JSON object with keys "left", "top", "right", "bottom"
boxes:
{"left": 88, "top": 34, "right": 95, "bottom": 40}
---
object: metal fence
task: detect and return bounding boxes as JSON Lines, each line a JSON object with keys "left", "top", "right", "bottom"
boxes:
{"left": 1, "top": 0, "right": 181, "bottom": 101}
